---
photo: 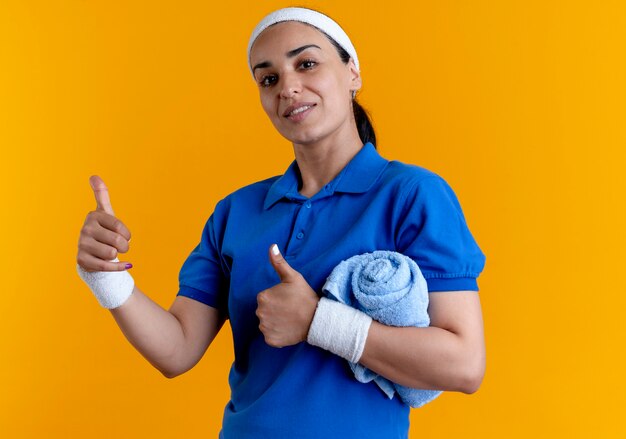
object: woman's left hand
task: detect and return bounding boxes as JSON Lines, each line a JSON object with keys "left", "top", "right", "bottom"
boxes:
{"left": 256, "top": 244, "right": 320, "bottom": 348}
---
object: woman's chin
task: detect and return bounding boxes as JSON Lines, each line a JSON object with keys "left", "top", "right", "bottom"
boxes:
{"left": 280, "top": 129, "right": 323, "bottom": 146}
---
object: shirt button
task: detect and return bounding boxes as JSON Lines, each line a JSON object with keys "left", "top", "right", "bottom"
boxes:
{"left": 325, "top": 184, "right": 332, "bottom": 192}
{"left": 296, "top": 232, "right": 305, "bottom": 239}
{"left": 305, "top": 201, "right": 312, "bottom": 209}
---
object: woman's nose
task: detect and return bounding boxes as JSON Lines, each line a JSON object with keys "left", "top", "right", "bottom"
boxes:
{"left": 279, "top": 72, "right": 301, "bottom": 98}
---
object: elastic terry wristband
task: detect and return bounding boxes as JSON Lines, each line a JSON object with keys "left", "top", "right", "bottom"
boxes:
{"left": 307, "top": 297, "right": 373, "bottom": 363}
{"left": 76, "top": 258, "right": 135, "bottom": 309}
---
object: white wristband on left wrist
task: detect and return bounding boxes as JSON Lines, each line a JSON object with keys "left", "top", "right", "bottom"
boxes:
{"left": 307, "top": 297, "right": 372, "bottom": 363}
{"left": 76, "top": 258, "right": 135, "bottom": 309}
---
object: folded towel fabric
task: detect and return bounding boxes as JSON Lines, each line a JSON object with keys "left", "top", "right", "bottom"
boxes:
{"left": 322, "top": 250, "right": 443, "bottom": 408}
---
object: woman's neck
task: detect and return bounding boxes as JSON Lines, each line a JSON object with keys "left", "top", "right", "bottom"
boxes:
{"left": 292, "top": 129, "right": 364, "bottom": 198}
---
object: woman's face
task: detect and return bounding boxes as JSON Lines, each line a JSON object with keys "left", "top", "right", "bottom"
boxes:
{"left": 249, "top": 21, "right": 361, "bottom": 146}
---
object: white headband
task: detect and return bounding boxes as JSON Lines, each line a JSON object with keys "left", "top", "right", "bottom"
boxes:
{"left": 247, "top": 7, "right": 360, "bottom": 77}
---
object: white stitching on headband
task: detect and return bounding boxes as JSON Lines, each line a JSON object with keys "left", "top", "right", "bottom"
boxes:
{"left": 247, "top": 7, "right": 359, "bottom": 77}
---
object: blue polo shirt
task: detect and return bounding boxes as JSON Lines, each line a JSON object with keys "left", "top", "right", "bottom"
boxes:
{"left": 177, "top": 142, "right": 485, "bottom": 438}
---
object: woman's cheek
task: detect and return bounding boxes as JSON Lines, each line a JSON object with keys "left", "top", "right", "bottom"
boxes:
{"left": 260, "top": 96, "right": 278, "bottom": 123}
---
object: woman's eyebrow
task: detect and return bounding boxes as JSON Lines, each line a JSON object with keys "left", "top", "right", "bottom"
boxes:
{"left": 285, "top": 44, "right": 321, "bottom": 58}
{"left": 252, "top": 44, "right": 322, "bottom": 75}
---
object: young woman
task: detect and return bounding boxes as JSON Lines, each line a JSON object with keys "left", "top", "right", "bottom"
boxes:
{"left": 77, "top": 7, "right": 486, "bottom": 438}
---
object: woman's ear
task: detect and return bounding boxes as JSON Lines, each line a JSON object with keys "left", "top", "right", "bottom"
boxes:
{"left": 347, "top": 58, "right": 362, "bottom": 94}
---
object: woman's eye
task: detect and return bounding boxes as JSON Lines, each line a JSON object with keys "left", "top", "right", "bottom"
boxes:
{"left": 300, "top": 59, "right": 317, "bottom": 69}
{"left": 260, "top": 75, "right": 277, "bottom": 87}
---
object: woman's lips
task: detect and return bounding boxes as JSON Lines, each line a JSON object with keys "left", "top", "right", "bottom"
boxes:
{"left": 283, "top": 103, "right": 316, "bottom": 122}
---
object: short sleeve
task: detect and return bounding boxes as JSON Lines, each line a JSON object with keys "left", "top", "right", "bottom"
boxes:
{"left": 395, "top": 176, "right": 486, "bottom": 292}
{"left": 177, "top": 210, "right": 230, "bottom": 316}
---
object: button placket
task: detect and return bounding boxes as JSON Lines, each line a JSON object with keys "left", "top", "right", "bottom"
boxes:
{"left": 286, "top": 200, "right": 313, "bottom": 256}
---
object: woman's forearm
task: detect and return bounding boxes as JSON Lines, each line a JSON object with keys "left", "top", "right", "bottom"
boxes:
{"left": 109, "top": 285, "right": 185, "bottom": 378}
{"left": 358, "top": 322, "right": 484, "bottom": 394}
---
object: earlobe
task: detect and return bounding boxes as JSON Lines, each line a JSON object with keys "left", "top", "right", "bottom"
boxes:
{"left": 350, "top": 76, "right": 362, "bottom": 97}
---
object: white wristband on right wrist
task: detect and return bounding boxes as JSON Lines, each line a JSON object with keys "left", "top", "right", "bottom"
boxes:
{"left": 76, "top": 258, "right": 135, "bottom": 309}
{"left": 307, "top": 297, "right": 373, "bottom": 363}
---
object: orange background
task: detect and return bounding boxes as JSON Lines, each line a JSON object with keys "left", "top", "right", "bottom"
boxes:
{"left": 1, "top": 1, "right": 624, "bottom": 437}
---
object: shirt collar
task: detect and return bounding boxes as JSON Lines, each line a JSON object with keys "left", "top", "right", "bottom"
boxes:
{"left": 263, "top": 142, "right": 388, "bottom": 210}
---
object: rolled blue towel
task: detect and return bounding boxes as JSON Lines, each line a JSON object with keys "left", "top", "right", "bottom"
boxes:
{"left": 322, "top": 250, "right": 443, "bottom": 408}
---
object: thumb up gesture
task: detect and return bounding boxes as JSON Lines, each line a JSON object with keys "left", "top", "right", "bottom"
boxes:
{"left": 76, "top": 175, "right": 132, "bottom": 272}
{"left": 256, "top": 244, "right": 320, "bottom": 348}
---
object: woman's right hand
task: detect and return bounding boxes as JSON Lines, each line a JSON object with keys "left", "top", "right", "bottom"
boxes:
{"left": 77, "top": 175, "right": 132, "bottom": 272}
